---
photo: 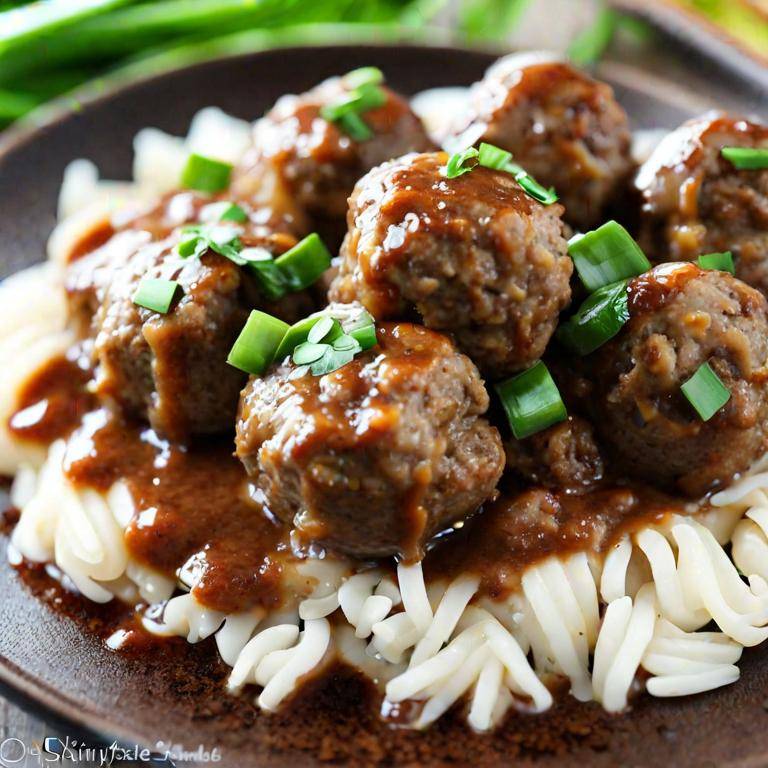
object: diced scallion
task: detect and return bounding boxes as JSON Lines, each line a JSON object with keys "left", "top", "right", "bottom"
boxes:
{"left": 680, "top": 361, "right": 731, "bottom": 421}
{"left": 568, "top": 220, "right": 651, "bottom": 292}
{"left": 495, "top": 361, "right": 567, "bottom": 439}
{"left": 274, "top": 233, "right": 332, "bottom": 292}
{"left": 721, "top": 147, "right": 768, "bottom": 170}
{"left": 697, "top": 251, "right": 735, "bottom": 274}
{"left": 181, "top": 153, "right": 233, "bottom": 193}
{"left": 443, "top": 146, "right": 479, "bottom": 178}
{"left": 557, "top": 279, "right": 630, "bottom": 355}
{"left": 132, "top": 278, "right": 180, "bottom": 314}
{"left": 227, "top": 311, "right": 289, "bottom": 375}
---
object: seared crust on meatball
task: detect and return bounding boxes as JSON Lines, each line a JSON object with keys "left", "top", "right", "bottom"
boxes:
{"left": 449, "top": 55, "right": 634, "bottom": 230}
{"left": 235, "top": 320, "right": 505, "bottom": 559}
{"left": 505, "top": 415, "right": 604, "bottom": 492}
{"left": 635, "top": 113, "right": 768, "bottom": 294}
{"left": 233, "top": 73, "right": 434, "bottom": 243}
{"left": 593, "top": 263, "right": 768, "bottom": 496}
{"left": 66, "top": 192, "right": 313, "bottom": 441}
{"left": 329, "top": 151, "right": 572, "bottom": 377}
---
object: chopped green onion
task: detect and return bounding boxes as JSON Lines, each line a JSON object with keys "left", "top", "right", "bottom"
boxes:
{"left": 697, "top": 251, "right": 735, "bottom": 274}
{"left": 292, "top": 342, "right": 329, "bottom": 365}
{"left": 132, "top": 278, "right": 180, "bottom": 314}
{"left": 721, "top": 147, "right": 768, "bottom": 170}
{"left": 557, "top": 279, "right": 630, "bottom": 355}
{"left": 178, "top": 223, "right": 242, "bottom": 262}
{"left": 514, "top": 173, "right": 558, "bottom": 205}
{"left": 568, "top": 220, "right": 651, "bottom": 292}
{"left": 680, "top": 361, "right": 731, "bottom": 421}
{"left": 274, "top": 316, "right": 321, "bottom": 361}
{"left": 345, "top": 66, "right": 384, "bottom": 89}
{"left": 349, "top": 323, "right": 377, "bottom": 350}
{"left": 444, "top": 147, "right": 479, "bottom": 178}
{"left": 227, "top": 310, "right": 289, "bottom": 376}
{"left": 200, "top": 201, "right": 248, "bottom": 223}
{"left": 307, "top": 316, "right": 339, "bottom": 344}
{"left": 478, "top": 142, "right": 513, "bottom": 170}
{"left": 495, "top": 361, "right": 567, "bottom": 440}
{"left": 308, "top": 345, "right": 359, "bottom": 376}
{"left": 181, "top": 153, "right": 233, "bottom": 193}
{"left": 332, "top": 334, "right": 359, "bottom": 351}
{"left": 337, "top": 111, "right": 373, "bottom": 141}
{"left": 274, "top": 233, "right": 332, "bottom": 291}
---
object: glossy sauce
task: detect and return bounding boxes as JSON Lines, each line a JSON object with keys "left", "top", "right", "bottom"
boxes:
{"left": 7, "top": 353, "right": 94, "bottom": 444}
{"left": 63, "top": 410, "right": 290, "bottom": 614}
{"left": 627, "top": 262, "right": 702, "bottom": 316}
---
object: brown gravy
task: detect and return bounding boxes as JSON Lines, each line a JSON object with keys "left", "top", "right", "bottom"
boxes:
{"left": 8, "top": 349, "right": 692, "bottom": 613}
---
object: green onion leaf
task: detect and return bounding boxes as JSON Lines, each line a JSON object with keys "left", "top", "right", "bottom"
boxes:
{"left": 332, "top": 334, "right": 360, "bottom": 352}
{"left": 721, "top": 147, "right": 768, "bottom": 170}
{"left": 495, "top": 361, "right": 567, "bottom": 440}
{"left": 444, "top": 146, "right": 479, "bottom": 179}
{"left": 345, "top": 66, "right": 384, "bottom": 89}
{"left": 697, "top": 251, "right": 735, "bottom": 274}
{"left": 307, "top": 316, "right": 339, "bottom": 344}
{"left": 350, "top": 323, "right": 377, "bottom": 350}
{"left": 557, "top": 279, "right": 630, "bottom": 355}
{"left": 274, "top": 233, "right": 332, "bottom": 291}
{"left": 568, "top": 220, "right": 651, "bottom": 292}
{"left": 337, "top": 111, "right": 373, "bottom": 141}
{"left": 478, "top": 142, "right": 513, "bottom": 170}
{"left": 181, "top": 153, "right": 233, "bottom": 193}
{"left": 292, "top": 342, "right": 328, "bottom": 365}
{"left": 513, "top": 172, "right": 558, "bottom": 205}
{"left": 310, "top": 346, "right": 357, "bottom": 376}
{"left": 200, "top": 201, "right": 248, "bottom": 223}
{"left": 227, "top": 310, "right": 289, "bottom": 376}
{"left": 680, "top": 361, "right": 731, "bottom": 421}
{"left": 274, "top": 316, "right": 322, "bottom": 361}
{"left": 132, "top": 278, "right": 180, "bottom": 314}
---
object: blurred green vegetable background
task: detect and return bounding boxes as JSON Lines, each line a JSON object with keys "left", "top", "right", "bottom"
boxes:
{"left": 0, "top": 0, "right": 765, "bottom": 128}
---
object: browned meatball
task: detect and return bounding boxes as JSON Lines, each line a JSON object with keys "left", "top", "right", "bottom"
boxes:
{"left": 635, "top": 113, "right": 768, "bottom": 293}
{"left": 329, "top": 151, "right": 572, "bottom": 378}
{"left": 593, "top": 263, "right": 768, "bottom": 496}
{"left": 505, "top": 415, "right": 604, "bottom": 492}
{"left": 66, "top": 192, "right": 313, "bottom": 442}
{"left": 449, "top": 54, "right": 634, "bottom": 230}
{"left": 235, "top": 319, "right": 505, "bottom": 559}
{"left": 233, "top": 72, "right": 434, "bottom": 245}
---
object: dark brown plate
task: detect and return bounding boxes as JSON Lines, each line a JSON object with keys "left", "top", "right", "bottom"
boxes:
{"left": 1, "top": 44, "right": 766, "bottom": 768}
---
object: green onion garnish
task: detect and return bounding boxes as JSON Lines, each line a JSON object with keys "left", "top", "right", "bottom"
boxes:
{"left": 274, "top": 233, "right": 332, "bottom": 292}
{"left": 697, "top": 251, "right": 735, "bottom": 274}
{"left": 557, "top": 279, "right": 630, "bottom": 355}
{"left": 320, "top": 68, "right": 387, "bottom": 141}
{"left": 444, "top": 147, "right": 479, "bottom": 178}
{"left": 345, "top": 66, "right": 384, "bottom": 89}
{"left": 337, "top": 111, "right": 373, "bottom": 141}
{"left": 495, "top": 361, "right": 567, "bottom": 440}
{"left": 132, "top": 278, "right": 181, "bottom": 314}
{"left": 568, "top": 220, "right": 651, "bottom": 292}
{"left": 200, "top": 201, "right": 248, "bottom": 223}
{"left": 181, "top": 153, "right": 233, "bottom": 193}
{"left": 178, "top": 223, "right": 242, "bottom": 262}
{"left": 447, "top": 142, "right": 558, "bottom": 204}
{"left": 680, "top": 361, "right": 731, "bottom": 421}
{"left": 478, "top": 142, "right": 512, "bottom": 170}
{"left": 721, "top": 147, "right": 768, "bottom": 170}
{"left": 227, "top": 310, "right": 289, "bottom": 376}
{"left": 273, "top": 307, "right": 377, "bottom": 376}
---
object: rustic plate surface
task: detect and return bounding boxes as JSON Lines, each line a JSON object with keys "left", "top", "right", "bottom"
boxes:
{"left": 0, "top": 44, "right": 765, "bottom": 768}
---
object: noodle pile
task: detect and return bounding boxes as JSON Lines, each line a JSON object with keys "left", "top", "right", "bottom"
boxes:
{"left": 2, "top": 103, "right": 768, "bottom": 731}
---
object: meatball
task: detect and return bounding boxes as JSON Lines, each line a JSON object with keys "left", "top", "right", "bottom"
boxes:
{"left": 448, "top": 54, "right": 634, "bottom": 230}
{"left": 635, "top": 113, "right": 768, "bottom": 294}
{"left": 233, "top": 71, "right": 434, "bottom": 245}
{"left": 66, "top": 193, "right": 314, "bottom": 441}
{"left": 593, "top": 263, "right": 768, "bottom": 496}
{"left": 235, "top": 319, "right": 505, "bottom": 559}
{"left": 505, "top": 415, "right": 604, "bottom": 492}
{"left": 329, "top": 151, "right": 572, "bottom": 377}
